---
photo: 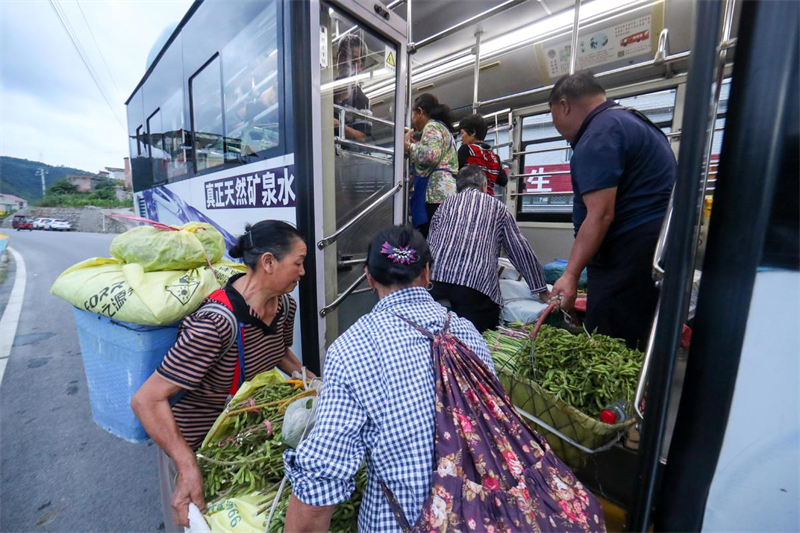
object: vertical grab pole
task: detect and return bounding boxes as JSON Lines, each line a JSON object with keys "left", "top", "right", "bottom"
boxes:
{"left": 472, "top": 31, "right": 482, "bottom": 114}
{"left": 700, "top": 0, "right": 737, "bottom": 199}
{"left": 569, "top": 0, "right": 581, "bottom": 75}
{"left": 404, "top": 0, "right": 413, "bottom": 224}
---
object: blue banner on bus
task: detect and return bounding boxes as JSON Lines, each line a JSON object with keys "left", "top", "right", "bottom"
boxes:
{"left": 204, "top": 165, "right": 296, "bottom": 209}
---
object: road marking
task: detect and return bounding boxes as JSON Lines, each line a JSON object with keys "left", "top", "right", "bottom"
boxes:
{"left": 0, "top": 247, "right": 27, "bottom": 392}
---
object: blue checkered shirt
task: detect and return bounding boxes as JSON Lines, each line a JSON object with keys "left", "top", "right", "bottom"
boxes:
{"left": 284, "top": 287, "right": 495, "bottom": 532}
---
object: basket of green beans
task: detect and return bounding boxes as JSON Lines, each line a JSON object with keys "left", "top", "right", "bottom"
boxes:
{"left": 484, "top": 323, "right": 643, "bottom": 468}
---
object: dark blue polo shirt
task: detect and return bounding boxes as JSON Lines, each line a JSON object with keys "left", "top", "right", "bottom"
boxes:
{"left": 570, "top": 100, "right": 676, "bottom": 240}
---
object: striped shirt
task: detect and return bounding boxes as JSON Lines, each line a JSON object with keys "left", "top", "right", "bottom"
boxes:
{"left": 157, "top": 278, "right": 296, "bottom": 450}
{"left": 428, "top": 187, "right": 547, "bottom": 305}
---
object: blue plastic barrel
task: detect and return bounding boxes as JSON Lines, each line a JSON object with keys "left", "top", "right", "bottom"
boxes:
{"left": 72, "top": 308, "right": 179, "bottom": 442}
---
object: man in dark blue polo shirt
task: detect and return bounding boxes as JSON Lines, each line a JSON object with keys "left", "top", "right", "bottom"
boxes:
{"left": 549, "top": 73, "right": 676, "bottom": 349}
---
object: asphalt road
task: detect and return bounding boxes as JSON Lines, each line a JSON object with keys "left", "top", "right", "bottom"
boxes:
{"left": 0, "top": 231, "right": 163, "bottom": 533}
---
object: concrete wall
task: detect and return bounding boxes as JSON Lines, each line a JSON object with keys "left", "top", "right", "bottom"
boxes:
{"left": 0, "top": 207, "right": 137, "bottom": 234}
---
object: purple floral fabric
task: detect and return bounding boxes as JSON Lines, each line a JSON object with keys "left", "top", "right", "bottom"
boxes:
{"left": 381, "top": 314, "right": 606, "bottom": 533}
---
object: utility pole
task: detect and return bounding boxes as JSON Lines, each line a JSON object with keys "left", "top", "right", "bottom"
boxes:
{"left": 38, "top": 152, "right": 47, "bottom": 197}
{"left": 37, "top": 168, "right": 48, "bottom": 196}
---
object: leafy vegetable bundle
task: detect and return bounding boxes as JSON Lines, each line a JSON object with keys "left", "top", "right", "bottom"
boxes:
{"left": 484, "top": 324, "right": 644, "bottom": 418}
{"left": 197, "top": 379, "right": 366, "bottom": 532}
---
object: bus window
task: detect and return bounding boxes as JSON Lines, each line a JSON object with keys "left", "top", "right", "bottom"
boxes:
{"left": 517, "top": 88, "right": 677, "bottom": 221}
{"left": 221, "top": 0, "right": 283, "bottom": 165}
{"left": 142, "top": 35, "right": 188, "bottom": 185}
{"left": 189, "top": 55, "right": 225, "bottom": 172}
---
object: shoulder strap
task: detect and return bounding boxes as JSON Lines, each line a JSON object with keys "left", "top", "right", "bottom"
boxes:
{"left": 199, "top": 302, "right": 238, "bottom": 358}
{"left": 169, "top": 293, "right": 238, "bottom": 408}
{"left": 607, "top": 104, "right": 669, "bottom": 141}
{"left": 392, "top": 312, "right": 452, "bottom": 340}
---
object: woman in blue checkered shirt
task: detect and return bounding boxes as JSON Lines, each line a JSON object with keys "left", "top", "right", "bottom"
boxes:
{"left": 283, "top": 226, "right": 495, "bottom": 532}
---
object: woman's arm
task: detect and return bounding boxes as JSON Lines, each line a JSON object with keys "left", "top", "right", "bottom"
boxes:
{"left": 131, "top": 375, "right": 205, "bottom": 527}
{"left": 278, "top": 348, "right": 317, "bottom": 378}
{"left": 285, "top": 495, "right": 336, "bottom": 533}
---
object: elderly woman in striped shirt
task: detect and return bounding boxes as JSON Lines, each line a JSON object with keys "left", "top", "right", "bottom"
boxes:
{"left": 283, "top": 226, "right": 494, "bottom": 532}
{"left": 132, "top": 220, "right": 313, "bottom": 531}
{"left": 428, "top": 164, "right": 549, "bottom": 332}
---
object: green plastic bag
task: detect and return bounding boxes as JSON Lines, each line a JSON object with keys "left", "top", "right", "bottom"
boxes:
{"left": 110, "top": 222, "right": 225, "bottom": 272}
{"left": 50, "top": 258, "right": 245, "bottom": 326}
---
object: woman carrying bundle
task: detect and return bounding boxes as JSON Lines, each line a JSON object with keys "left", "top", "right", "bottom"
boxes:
{"left": 132, "top": 220, "right": 313, "bottom": 531}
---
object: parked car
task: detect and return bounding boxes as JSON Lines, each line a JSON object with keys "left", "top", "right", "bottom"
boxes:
{"left": 33, "top": 217, "right": 52, "bottom": 230}
{"left": 11, "top": 215, "right": 34, "bottom": 231}
{"left": 50, "top": 219, "right": 72, "bottom": 231}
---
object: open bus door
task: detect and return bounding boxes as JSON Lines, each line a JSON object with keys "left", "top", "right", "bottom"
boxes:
{"left": 292, "top": 0, "right": 407, "bottom": 371}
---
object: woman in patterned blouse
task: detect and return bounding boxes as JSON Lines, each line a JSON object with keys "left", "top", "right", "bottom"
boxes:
{"left": 404, "top": 93, "right": 458, "bottom": 237}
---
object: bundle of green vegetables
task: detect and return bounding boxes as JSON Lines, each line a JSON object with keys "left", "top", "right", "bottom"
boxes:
{"left": 484, "top": 323, "right": 644, "bottom": 418}
{"left": 198, "top": 379, "right": 366, "bottom": 532}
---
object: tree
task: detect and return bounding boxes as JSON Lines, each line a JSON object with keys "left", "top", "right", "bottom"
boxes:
{"left": 48, "top": 179, "right": 78, "bottom": 195}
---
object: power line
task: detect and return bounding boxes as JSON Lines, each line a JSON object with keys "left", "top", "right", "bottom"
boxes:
{"left": 75, "top": 0, "right": 122, "bottom": 97}
{"left": 48, "top": 0, "right": 126, "bottom": 130}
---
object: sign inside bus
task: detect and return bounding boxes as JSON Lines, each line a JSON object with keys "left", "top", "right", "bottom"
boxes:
{"left": 204, "top": 165, "right": 297, "bottom": 210}
{"left": 522, "top": 163, "right": 573, "bottom": 194}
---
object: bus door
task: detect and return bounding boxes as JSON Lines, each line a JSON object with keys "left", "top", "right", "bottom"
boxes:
{"left": 309, "top": 0, "right": 407, "bottom": 364}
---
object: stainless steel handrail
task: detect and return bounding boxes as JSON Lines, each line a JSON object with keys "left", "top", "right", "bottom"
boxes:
{"left": 317, "top": 182, "right": 403, "bottom": 249}
{"left": 338, "top": 256, "right": 367, "bottom": 268}
{"left": 514, "top": 145, "right": 571, "bottom": 156}
{"left": 569, "top": 0, "right": 582, "bottom": 75}
{"left": 666, "top": 126, "right": 725, "bottom": 139}
{"left": 511, "top": 191, "right": 574, "bottom": 197}
{"left": 334, "top": 138, "right": 395, "bottom": 155}
{"left": 478, "top": 50, "right": 691, "bottom": 108}
{"left": 412, "top": 0, "right": 527, "bottom": 51}
{"left": 333, "top": 104, "right": 395, "bottom": 127}
{"left": 511, "top": 170, "right": 571, "bottom": 178}
{"left": 319, "top": 273, "right": 367, "bottom": 317}
{"left": 634, "top": 305, "right": 660, "bottom": 419}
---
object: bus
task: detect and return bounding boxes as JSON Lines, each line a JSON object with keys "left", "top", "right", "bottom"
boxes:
{"left": 126, "top": 0, "right": 798, "bottom": 530}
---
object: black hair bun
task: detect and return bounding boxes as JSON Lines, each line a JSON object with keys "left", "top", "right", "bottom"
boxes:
{"left": 229, "top": 237, "right": 245, "bottom": 259}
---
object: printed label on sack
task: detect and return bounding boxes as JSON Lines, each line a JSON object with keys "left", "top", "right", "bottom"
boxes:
{"left": 165, "top": 274, "right": 201, "bottom": 305}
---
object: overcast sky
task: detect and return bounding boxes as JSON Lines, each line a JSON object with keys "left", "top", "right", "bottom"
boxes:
{"left": 0, "top": 0, "right": 193, "bottom": 173}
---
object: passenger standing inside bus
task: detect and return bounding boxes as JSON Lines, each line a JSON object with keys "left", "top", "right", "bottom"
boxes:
{"left": 457, "top": 114, "right": 508, "bottom": 196}
{"left": 548, "top": 73, "right": 676, "bottom": 349}
{"left": 405, "top": 93, "right": 458, "bottom": 237}
{"left": 131, "top": 221, "right": 314, "bottom": 530}
{"left": 333, "top": 34, "right": 372, "bottom": 143}
{"left": 428, "top": 165, "right": 548, "bottom": 332}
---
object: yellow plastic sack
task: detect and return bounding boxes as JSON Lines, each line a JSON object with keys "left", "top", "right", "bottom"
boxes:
{"left": 206, "top": 492, "right": 265, "bottom": 533}
{"left": 110, "top": 222, "right": 225, "bottom": 272}
{"left": 202, "top": 370, "right": 286, "bottom": 449}
{"left": 50, "top": 258, "right": 246, "bottom": 326}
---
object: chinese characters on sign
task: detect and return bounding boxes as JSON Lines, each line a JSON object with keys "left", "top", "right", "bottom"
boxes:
{"left": 538, "top": 14, "right": 655, "bottom": 80}
{"left": 204, "top": 165, "right": 297, "bottom": 210}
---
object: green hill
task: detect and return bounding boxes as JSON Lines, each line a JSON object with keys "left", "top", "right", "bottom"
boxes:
{"left": 0, "top": 156, "right": 96, "bottom": 201}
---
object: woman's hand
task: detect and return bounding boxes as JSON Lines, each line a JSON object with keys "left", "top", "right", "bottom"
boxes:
{"left": 404, "top": 128, "right": 415, "bottom": 152}
{"left": 172, "top": 459, "right": 207, "bottom": 527}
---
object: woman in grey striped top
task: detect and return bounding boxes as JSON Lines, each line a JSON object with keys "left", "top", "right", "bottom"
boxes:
{"left": 428, "top": 165, "right": 549, "bottom": 332}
